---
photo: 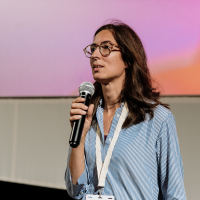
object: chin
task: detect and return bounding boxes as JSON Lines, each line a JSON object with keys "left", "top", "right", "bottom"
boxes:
{"left": 93, "top": 76, "right": 110, "bottom": 85}
{"left": 93, "top": 74, "right": 102, "bottom": 81}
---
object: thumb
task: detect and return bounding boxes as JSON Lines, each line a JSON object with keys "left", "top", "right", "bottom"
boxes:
{"left": 85, "top": 104, "right": 94, "bottom": 123}
{"left": 82, "top": 104, "right": 94, "bottom": 137}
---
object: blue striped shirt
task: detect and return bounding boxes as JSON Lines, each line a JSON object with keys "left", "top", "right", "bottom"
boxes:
{"left": 65, "top": 102, "right": 187, "bottom": 199}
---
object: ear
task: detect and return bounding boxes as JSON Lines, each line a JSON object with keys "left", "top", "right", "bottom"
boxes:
{"left": 125, "top": 62, "right": 128, "bottom": 68}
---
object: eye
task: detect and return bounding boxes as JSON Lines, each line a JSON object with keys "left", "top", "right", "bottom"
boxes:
{"left": 101, "top": 44, "right": 111, "bottom": 50}
{"left": 90, "top": 44, "right": 97, "bottom": 53}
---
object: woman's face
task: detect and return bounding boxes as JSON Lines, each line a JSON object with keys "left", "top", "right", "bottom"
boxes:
{"left": 90, "top": 30, "right": 126, "bottom": 85}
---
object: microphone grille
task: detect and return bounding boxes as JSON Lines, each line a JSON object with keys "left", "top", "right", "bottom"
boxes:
{"left": 79, "top": 82, "right": 95, "bottom": 96}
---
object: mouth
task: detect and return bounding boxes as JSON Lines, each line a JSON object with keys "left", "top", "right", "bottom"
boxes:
{"left": 93, "top": 65, "right": 103, "bottom": 69}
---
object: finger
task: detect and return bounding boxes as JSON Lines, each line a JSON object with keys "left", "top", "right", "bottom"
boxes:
{"left": 70, "top": 109, "right": 87, "bottom": 117}
{"left": 71, "top": 103, "right": 88, "bottom": 110}
{"left": 85, "top": 104, "right": 94, "bottom": 123}
{"left": 69, "top": 115, "right": 82, "bottom": 122}
{"left": 72, "top": 97, "right": 86, "bottom": 103}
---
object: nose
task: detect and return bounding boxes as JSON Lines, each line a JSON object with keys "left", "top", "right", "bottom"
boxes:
{"left": 91, "top": 46, "right": 101, "bottom": 59}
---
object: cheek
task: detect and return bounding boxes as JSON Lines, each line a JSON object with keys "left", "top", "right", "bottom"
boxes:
{"left": 108, "top": 55, "right": 126, "bottom": 70}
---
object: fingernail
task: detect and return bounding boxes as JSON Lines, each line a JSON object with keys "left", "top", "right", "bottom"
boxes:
{"left": 82, "top": 111, "right": 87, "bottom": 114}
{"left": 84, "top": 105, "right": 88, "bottom": 109}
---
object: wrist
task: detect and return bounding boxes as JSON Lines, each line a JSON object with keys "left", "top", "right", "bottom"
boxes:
{"left": 71, "top": 139, "right": 85, "bottom": 154}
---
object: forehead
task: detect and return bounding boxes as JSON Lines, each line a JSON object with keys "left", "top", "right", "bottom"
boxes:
{"left": 93, "top": 30, "right": 116, "bottom": 45}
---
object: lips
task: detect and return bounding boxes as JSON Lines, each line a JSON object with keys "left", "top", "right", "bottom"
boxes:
{"left": 93, "top": 65, "right": 103, "bottom": 69}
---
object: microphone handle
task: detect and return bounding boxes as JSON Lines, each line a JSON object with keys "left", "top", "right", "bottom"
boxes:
{"left": 69, "top": 92, "right": 91, "bottom": 148}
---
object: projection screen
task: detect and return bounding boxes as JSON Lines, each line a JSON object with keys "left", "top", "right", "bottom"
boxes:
{"left": 0, "top": 0, "right": 200, "bottom": 96}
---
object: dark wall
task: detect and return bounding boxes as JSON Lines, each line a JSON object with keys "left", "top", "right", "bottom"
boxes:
{"left": 0, "top": 181, "right": 74, "bottom": 200}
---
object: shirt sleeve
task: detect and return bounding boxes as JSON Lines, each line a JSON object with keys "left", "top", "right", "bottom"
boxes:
{"left": 65, "top": 146, "right": 95, "bottom": 199}
{"left": 156, "top": 113, "right": 187, "bottom": 200}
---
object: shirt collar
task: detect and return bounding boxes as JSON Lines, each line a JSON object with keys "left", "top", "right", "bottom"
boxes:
{"left": 98, "top": 99, "right": 125, "bottom": 108}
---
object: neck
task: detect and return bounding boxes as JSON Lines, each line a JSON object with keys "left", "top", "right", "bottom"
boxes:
{"left": 101, "top": 81, "right": 123, "bottom": 112}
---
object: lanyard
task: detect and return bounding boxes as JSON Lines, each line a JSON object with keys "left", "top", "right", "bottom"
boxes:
{"left": 96, "top": 103, "right": 128, "bottom": 188}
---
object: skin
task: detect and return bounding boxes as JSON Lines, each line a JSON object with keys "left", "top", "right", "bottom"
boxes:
{"left": 69, "top": 30, "right": 127, "bottom": 185}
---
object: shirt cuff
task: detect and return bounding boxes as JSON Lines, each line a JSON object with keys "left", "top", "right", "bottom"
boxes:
{"left": 65, "top": 166, "right": 88, "bottom": 198}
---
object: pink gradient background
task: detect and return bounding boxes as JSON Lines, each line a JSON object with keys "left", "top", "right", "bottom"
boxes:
{"left": 0, "top": 0, "right": 200, "bottom": 96}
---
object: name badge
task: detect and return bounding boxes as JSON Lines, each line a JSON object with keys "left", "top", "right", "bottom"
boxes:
{"left": 86, "top": 194, "right": 115, "bottom": 200}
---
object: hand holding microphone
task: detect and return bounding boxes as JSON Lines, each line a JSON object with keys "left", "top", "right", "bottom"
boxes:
{"left": 69, "top": 82, "right": 95, "bottom": 148}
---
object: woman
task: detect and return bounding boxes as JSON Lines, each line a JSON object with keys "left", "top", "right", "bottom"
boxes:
{"left": 65, "top": 21, "right": 186, "bottom": 200}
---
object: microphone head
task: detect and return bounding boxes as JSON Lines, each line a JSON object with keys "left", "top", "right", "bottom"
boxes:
{"left": 79, "top": 82, "right": 95, "bottom": 96}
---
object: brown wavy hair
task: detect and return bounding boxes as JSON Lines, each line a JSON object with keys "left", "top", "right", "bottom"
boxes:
{"left": 90, "top": 20, "right": 169, "bottom": 128}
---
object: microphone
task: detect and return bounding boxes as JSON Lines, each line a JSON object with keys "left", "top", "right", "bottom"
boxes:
{"left": 69, "top": 82, "right": 95, "bottom": 148}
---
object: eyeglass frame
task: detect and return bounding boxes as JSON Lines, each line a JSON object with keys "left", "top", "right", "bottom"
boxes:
{"left": 83, "top": 41, "right": 121, "bottom": 58}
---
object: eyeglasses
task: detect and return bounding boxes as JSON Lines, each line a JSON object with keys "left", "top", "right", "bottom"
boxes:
{"left": 83, "top": 41, "right": 121, "bottom": 58}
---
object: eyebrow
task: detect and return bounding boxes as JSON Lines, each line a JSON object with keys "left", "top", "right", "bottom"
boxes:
{"left": 92, "top": 40, "right": 112, "bottom": 45}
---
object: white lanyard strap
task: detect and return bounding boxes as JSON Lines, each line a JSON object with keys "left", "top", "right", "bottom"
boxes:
{"left": 96, "top": 103, "right": 128, "bottom": 187}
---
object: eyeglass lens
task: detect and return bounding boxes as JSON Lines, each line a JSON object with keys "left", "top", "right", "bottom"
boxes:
{"left": 85, "top": 42, "right": 112, "bottom": 57}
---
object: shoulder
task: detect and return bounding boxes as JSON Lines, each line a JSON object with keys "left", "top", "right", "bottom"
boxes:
{"left": 151, "top": 105, "right": 178, "bottom": 139}
{"left": 148, "top": 105, "right": 176, "bottom": 136}
{"left": 153, "top": 104, "right": 174, "bottom": 123}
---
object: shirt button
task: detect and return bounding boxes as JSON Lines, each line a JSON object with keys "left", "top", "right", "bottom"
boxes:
{"left": 109, "top": 138, "right": 112, "bottom": 142}
{"left": 117, "top": 114, "right": 120, "bottom": 118}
